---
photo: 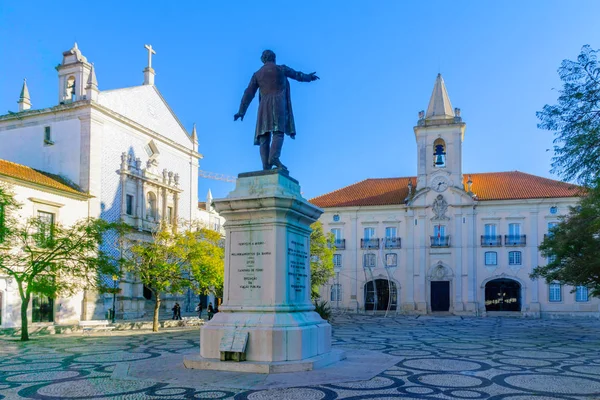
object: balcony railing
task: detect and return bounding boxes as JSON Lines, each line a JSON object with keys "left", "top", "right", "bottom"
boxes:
{"left": 361, "top": 238, "right": 380, "bottom": 249}
{"left": 481, "top": 235, "right": 502, "bottom": 247}
{"left": 504, "top": 235, "right": 526, "bottom": 246}
{"left": 385, "top": 237, "right": 401, "bottom": 249}
{"left": 430, "top": 235, "right": 451, "bottom": 247}
{"left": 333, "top": 239, "right": 345, "bottom": 249}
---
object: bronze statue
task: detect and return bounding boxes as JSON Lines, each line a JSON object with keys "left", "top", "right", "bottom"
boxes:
{"left": 234, "top": 50, "right": 319, "bottom": 171}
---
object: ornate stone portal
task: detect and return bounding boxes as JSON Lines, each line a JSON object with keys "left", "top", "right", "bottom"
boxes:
{"left": 184, "top": 170, "right": 341, "bottom": 373}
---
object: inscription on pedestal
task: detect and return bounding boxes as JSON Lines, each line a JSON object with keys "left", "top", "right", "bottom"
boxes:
{"left": 229, "top": 230, "right": 272, "bottom": 302}
{"left": 287, "top": 232, "right": 309, "bottom": 303}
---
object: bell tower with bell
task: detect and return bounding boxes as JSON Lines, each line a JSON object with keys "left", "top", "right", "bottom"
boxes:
{"left": 413, "top": 74, "right": 466, "bottom": 192}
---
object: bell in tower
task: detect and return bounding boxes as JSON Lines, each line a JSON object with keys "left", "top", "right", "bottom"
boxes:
{"left": 433, "top": 140, "right": 446, "bottom": 167}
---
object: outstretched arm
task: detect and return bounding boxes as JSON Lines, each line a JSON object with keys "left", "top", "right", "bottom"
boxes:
{"left": 282, "top": 65, "right": 319, "bottom": 82}
{"left": 234, "top": 74, "right": 259, "bottom": 121}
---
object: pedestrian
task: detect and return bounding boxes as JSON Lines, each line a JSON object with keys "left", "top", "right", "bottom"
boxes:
{"left": 207, "top": 302, "right": 214, "bottom": 321}
{"left": 172, "top": 302, "right": 182, "bottom": 320}
{"left": 195, "top": 302, "right": 203, "bottom": 319}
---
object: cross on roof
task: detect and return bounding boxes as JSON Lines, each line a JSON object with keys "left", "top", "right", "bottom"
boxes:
{"left": 144, "top": 44, "right": 156, "bottom": 69}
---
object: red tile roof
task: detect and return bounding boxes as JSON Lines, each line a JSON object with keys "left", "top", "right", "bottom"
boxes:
{"left": 0, "top": 159, "right": 86, "bottom": 196}
{"left": 310, "top": 171, "right": 582, "bottom": 208}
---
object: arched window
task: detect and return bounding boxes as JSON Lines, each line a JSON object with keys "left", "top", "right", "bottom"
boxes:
{"left": 433, "top": 138, "right": 446, "bottom": 168}
{"left": 66, "top": 76, "right": 76, "bottom": 101}
{"left": 146, "top": 192, "right": 157, "bottom": 220}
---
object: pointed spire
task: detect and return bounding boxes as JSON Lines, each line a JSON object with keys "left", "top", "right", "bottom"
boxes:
{"left": 86, "top": 63, "right": 98, "bottom": 89}
{"left": 207, "top": 189, "right": 213, "bottom": 202}
{"left": 85, "top": 63, "right": 99, "bottom": 101}
{"left": 425, "top": 73, "right": 454, "bottom": 120}
{"left": 18, "top": 78, "right": 32, "bottom": 111}
{"left": 191, "top": 123, "right": 198, "bottom": 144}
{"left": 73, "top": 42, "right": 79, "bottom": 50}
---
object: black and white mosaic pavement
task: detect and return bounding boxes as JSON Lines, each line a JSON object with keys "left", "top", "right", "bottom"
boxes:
{"left": 1, "top": 315, "right": 599, "bottom": 399}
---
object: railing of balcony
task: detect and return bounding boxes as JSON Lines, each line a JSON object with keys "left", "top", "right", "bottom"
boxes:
{"left": 481, "top": 235, "right": 502, "bottom": 247}
{"left": 333, "top": 239, "right": 345, "bottom": 249}
{"left": 430, "top": 236, "right": 451, "bottom": 247}
{"left": 504, "top": 235, "right": 526, "bottom": 246}
{"left": 361, "top": 238, "right": 380, "bottom": 249}
{"left": 385, "top": 237, "right": 401, "bottom": 249}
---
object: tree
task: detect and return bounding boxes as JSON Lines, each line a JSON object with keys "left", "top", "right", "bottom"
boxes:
{"left": 537, "top": 45, "right": 600, "bottom": 186}
{"left": 0, "top": 185, "right": 118, "bottom": 341}
{"left": 120, "top": 225, "right": 224, "bottom": 332}
{"left": 531, "top": 181, "right": 600, "bottom": 297}
{"left": 309, "top": 221, "right": 335, "bottom": 300}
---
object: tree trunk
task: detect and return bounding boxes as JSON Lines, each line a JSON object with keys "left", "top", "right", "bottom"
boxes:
{"left": 20, "top": 295, "right": 30, "bottom": 341}
{"left": 153, "top": 295, "right": 160, "bottom": 332}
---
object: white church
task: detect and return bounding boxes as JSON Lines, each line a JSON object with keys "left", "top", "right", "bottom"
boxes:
{"left": 0, "top": 43, "right": 222, "bottom": 328}
{"left": 311, "top": 74, "right": 598, "bottom": 318}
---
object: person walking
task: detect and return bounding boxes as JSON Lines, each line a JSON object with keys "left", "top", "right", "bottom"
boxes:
{"left": 207, "top": 302, "right": 214, "bottom": 321}
{"left": 172, "top": 302, "right": 182, "bottom": 320}
{"left": 195, "top": 302, "right": 203, "bottom": 319}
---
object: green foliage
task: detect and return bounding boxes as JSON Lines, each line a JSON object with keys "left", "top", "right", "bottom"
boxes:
{"left": 119, "top": 224, "right": 224, "bottom": 332}
{"left": 309, "top": 221, "right": 335, "bottom": 300}
{"left": 531, "top": 181, "right": 600, "bottom": 297}
{"left": 537, "top": 45, "right": 600, "bottom": 186}
{"left": 0, "top": 188, "right": 119, "bottom": 341}
{"left": 313, "top": 299, "right": 332, "bottom": 321}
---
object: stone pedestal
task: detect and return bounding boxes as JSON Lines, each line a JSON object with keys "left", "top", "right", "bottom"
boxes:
{"left": 185, "top": 170, "right": 335, "bottom": 372}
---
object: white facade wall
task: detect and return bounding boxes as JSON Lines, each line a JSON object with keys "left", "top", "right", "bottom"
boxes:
{"left": 319, "top": 195, "right": 600, "bottom": 317}
{"left": 0, "top": 181, "right": 89, "bottom": 328}
{"left": 0, "top": 114, "right": 82, "bottom": 185}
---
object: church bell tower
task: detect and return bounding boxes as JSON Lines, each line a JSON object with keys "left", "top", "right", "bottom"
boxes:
{"left": 413, "top": 74, "right": 466, "bottom": 192}
{"left": 56, "top": 43, "right": 92, "bottom": 104}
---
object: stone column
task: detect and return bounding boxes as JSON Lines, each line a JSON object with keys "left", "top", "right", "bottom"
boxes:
{"left": 185, "top": 170, "right": 339, "bottom": 372}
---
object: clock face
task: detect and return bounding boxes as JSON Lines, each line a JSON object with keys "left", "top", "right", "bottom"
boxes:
{"left": 431, "top": 176, "right": 449, "bottom": 192}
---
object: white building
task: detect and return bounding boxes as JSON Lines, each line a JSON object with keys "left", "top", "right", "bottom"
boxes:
{"left": 0, "top": 159, "right": 92, "bottom": 327}
{"left": 311, "top": 74, "right": 598, "bottom": 317}
{"left": 0, "top": 43, "right": 209, "bottom": 324}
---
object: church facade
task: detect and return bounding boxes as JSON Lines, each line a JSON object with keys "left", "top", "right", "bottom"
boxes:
{"left": 311, "top": 75, "right": 598, "bottom": 317}
{"left": 0, "top": 43, "right": 209, "bottom": 326}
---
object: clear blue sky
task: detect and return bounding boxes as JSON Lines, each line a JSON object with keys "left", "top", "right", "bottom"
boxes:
{"left": 1, "top": 1, "right": 599, "bottom": 200}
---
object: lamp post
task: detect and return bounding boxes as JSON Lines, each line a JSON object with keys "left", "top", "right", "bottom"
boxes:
{"left": 111, "top": 275, "right": 118, "bottom": 324}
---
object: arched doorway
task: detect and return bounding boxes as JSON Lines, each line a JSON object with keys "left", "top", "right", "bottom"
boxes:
{"left": 485, "top": 279, "right": 521, "bottom": 312}
{"left": 364, "top": 279, "right": 397, "bottom": 311}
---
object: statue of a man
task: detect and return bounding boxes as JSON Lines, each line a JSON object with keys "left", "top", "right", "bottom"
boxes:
{"left": 234, "top": 50, "right": 319, "bottom": 171}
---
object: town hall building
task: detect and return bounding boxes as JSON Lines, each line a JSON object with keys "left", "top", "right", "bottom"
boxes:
{"left": 0, "top": 43, "right": 217, "bottom": 328}
{"left": 311, "top": 74, "right": 597, "bottom": 317}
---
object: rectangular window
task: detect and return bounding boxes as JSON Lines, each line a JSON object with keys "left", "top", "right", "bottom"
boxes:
{"left": 509, "top": 251, "right": 522, "bottom": 265}
{"left": 484, "top": 224, "right": 497, "bottom": 236}
{"left": 37, "top": 211, "right": 55, "bottom": 245}
{"left": 126, "top": 195, "right": 134, "bottom": 216}
{"left": 547, "top": 222, "right": 558, "bottom": 236}
{"left": 331, "top": 228, "right": 342, "bottom": 241}
{"left": 330, "top": 284, "right": 342, "bottom": 302}
{"left": 44, "top": 126, "right": 53, "bottom": 145}
{"left": 333, "top": 254, "right": 342, "bottom": 268}
{"left": 549, "top": 283, "right": 562, "bottom": 302}
{"left": 434, "top": 224, "right": 446, "bottom": 237}
{"left": 364, "top": 227, "right": 375, "bottom": 240}
{"left": 385, "top": 253, "right": 397, "bottom": 267}
{"left": 576, "top": 286, "right": 589, "bottom": 302}
{"left": 363, "top": 253, "right": 376, "bottom": 268}
{"left": 385, "top": 227, "right": 397, "bottom": 239}
{"left": 485, "top": 251, "right": 497, "bottom": 265}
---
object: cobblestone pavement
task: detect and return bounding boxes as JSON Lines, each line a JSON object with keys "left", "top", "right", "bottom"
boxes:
{"left": 1, "top": 315, "right": 600, "bottom": 399}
